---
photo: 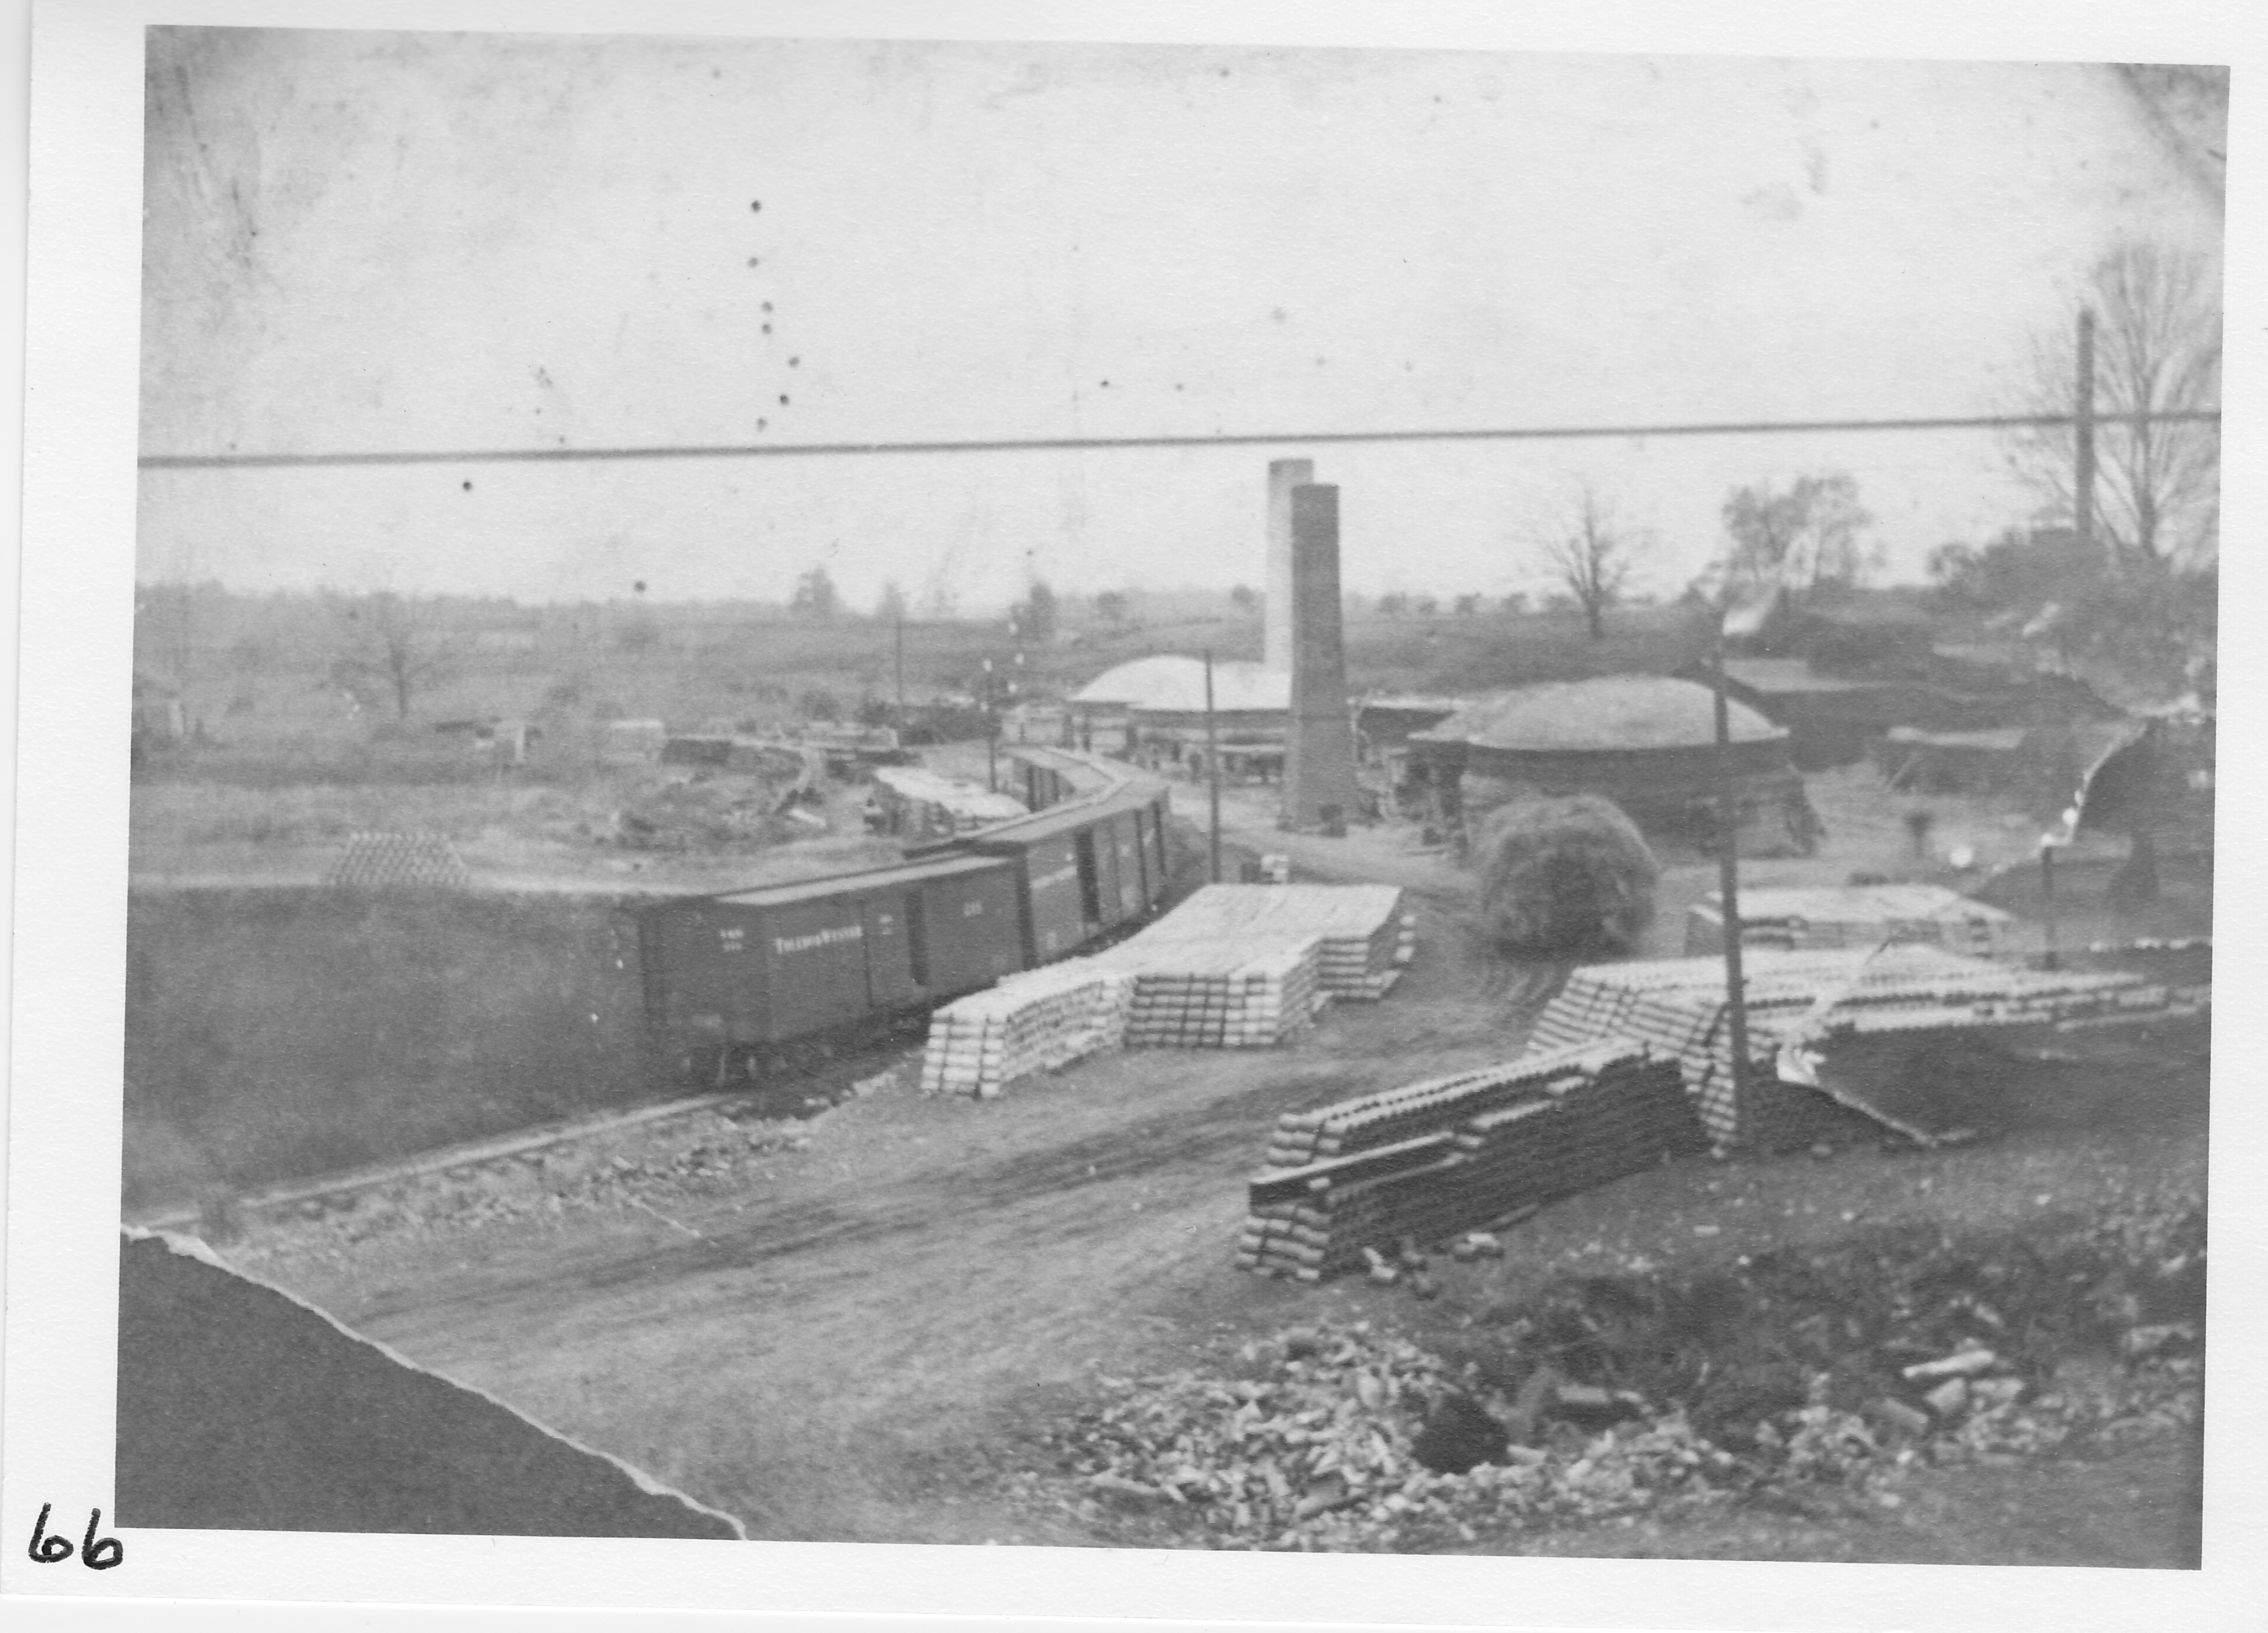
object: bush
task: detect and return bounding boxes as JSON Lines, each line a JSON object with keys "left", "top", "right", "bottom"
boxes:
{"left": 1474, "top": 795, "right": 1659, "bottom": 956}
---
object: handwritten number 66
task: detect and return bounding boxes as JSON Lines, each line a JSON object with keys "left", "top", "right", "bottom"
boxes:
{"left": 27, "top": 1504, "right": 124, "bottom": 1570}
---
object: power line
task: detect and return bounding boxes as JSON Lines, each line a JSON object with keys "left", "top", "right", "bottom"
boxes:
{"left": 137, "top": 409, "right": 2221, "bottom": 472}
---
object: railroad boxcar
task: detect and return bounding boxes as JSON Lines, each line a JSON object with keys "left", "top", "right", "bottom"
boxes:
{"left": 911, "top": 781, "right": 1175, "bottom": 962}
{"left": 619, "top": 852, "right": 1026, "bottom": 1082}
{"left": 1004, "top": 744, "right": 1118, "bottom": 813}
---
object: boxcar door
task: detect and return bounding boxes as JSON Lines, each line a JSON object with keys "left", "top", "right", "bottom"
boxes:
{"left": 862, "top": 890, "right": 922, "bottom": 1009}
{"left": 1112, "top": 812, "right": 1144, "bottom": 917}
{"left": 1073, "top": 829, "right": 1105, "bottom": 930}
{"left": 1090, "top": 820, "right": 1122, "bottom": 927}
{"left": 1025, "top": 836, "right": 1086, "bottom": 960}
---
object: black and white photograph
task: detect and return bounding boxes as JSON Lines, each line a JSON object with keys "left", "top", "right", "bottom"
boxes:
{"left": 6, "top": 3, "right": 2264, "bottom": 1627}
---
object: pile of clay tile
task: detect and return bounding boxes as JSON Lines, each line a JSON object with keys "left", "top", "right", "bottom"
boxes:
{"left": 1528, "top": 946, "right": 2196, "bottom": 1149}
{"left": 1093, "top": 936, "right": 1325, "bottom": 1049}
{"left": 917, "top": 964, "right": 1139, "bottom": 1098}
{"left": 1147, "top": 885, "right": 1417, "bottom": 1000}
{"left": 920, "top": 885, "right": 1427, "bottom": 1097}
{"left": 1236, "top": 1040, "right": 1705, "bottom": 1282}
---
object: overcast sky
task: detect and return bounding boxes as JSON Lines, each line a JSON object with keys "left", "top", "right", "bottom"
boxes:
{"left": 136, "top": 32, "right": 2222, "bottom": 610}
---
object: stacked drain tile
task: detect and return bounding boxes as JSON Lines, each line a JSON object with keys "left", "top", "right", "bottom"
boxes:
{"left": 1237, "top": 1041, "right": 1704, "bottom": 1282}
{"left": 918, "top": 965, "right": 1138, "bottom": 1098}
{"left": 1529, "top": 946, "right": 2196, "bottom": 1150}
{"left": 1093, "top": 937, "right": 1324, "bottom": 1049}
{"left": 1146, "top": 885, "right": 1416, "bottom": 999}
{"left": 916, "top": 884, "right": 1414, "bottom": 1096}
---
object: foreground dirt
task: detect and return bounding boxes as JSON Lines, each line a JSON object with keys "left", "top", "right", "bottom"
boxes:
{"left": 230, "top": 883, "right": 2209, "bottom": 1561}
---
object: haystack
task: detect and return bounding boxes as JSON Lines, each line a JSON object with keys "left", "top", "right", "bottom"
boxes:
{"left": 1475, "top": 796, "right": 1659, "bottom": 955}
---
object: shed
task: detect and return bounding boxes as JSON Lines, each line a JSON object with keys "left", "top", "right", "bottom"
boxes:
{"left": 1684, "top": 883, "right": 2015, "bottom": 958}
{"left": 1070, "top": 655, "right": 1291, "bottom": 755}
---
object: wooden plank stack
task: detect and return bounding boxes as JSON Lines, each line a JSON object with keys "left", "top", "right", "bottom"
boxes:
{"left": 917, "top": 964, "right": 1138, "bottom": 1098}
{"left": 1237, "top": 1040, "right": 1705, "bottom": 1281}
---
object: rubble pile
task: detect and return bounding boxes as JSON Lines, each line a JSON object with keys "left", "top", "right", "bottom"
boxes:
{"left": 1529, "top": 947, "right": 2196, "bottom": 1149}
{"left": 1042, "top": 1209, "right": 2205, "bottom": 1550}
{"left": 1150, "top": 885, "right": 1416, "bottom": 1000}
{"left": 219, "top": 1111, "right": 816, "bottom": 1260}
{"left": 918, "top": 965, "right": 1139, "bottom": 1098}
{"left": 1238, "top": 1042, "right": 1706, "bottom": 1282}
{"left": 614, "top": 776, "right": 795, "bottom": 852}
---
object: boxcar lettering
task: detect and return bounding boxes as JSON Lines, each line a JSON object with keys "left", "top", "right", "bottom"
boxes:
{"left": 774, "top": 924, "right": 864, "bottom": 956}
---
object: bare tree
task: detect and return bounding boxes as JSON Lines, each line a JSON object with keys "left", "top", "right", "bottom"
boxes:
{"left": 2007, "top": 239, "right": 2221, "bottom": 565}
{"left": 331, "top": 593, "right": 452, "bottom": 721}
{"left": 1536, "top": 484, "right": 1650, "bottom": 639}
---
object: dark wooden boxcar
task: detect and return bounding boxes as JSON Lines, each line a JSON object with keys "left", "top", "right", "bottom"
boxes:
{"left": 623, "top": 853, "right": 1025, "bottom": 1075}
{"left": 913, "top": 782, "right": 1175, "bottom": 963}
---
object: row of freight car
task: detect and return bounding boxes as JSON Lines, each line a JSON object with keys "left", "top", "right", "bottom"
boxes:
{"left": 615, "top": 761, "right": 1179, "bottom": 1085}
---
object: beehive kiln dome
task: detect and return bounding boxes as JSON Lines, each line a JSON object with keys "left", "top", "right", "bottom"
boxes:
{"left": 1437, "top": 675, "right": 1784, "bottom": 751}
{"left": 1072, "top": 655, "right": 1291, "bottom": 714}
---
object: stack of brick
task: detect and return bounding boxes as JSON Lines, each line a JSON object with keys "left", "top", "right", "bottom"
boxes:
{"left": 1528, "top": 947, "right": 2190, "bottom": 1149}
{"left": 1143, "top": 884, "right": 1415, "bottom": 1000}
{"left": 1237, "top": 1040, "right": 1704, "bottom": 1281}
{"left": 916, "top": 964, "right": 1138, "bottom": 1097}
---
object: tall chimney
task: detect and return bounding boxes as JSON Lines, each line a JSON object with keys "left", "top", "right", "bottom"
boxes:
{"left": 1283, "top": 483, "right": 1358, "bottom": 832}
{"left": 1262, "top": 458, "right": 1314, "bottom": 673}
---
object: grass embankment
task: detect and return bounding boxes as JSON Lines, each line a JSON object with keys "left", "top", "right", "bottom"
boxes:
{"left": 124, "top": 887, "right": 651, "bottom": 1214}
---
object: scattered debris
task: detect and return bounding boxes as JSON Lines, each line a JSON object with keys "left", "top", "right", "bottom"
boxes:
{"left": 1037, "top": 1208, "right": 2205, "bottom": 1550}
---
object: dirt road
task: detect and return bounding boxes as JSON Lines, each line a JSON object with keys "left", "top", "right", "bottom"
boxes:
{"left": 249, "top": 896, "right": 1571, "bottom": 1542}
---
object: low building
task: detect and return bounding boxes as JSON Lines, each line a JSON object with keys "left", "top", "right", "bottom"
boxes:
{"left": 1410, "top": 675, "right": 1817, "bottom": 856}
{"left": 1069, "top": 655, "right": 1291, "bottom": 767}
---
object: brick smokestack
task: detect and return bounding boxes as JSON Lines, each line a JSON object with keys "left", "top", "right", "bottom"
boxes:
{"left": 1283, "top": 483, "right": 1358, "bottom": 832}
{"left": 1262, "top": 458, "right": 1313, "bottom": 674}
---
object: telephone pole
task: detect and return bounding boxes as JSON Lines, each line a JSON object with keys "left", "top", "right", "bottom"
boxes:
{"left": 2074, "top": 307, "right": 2099, "bottom": 563}
{"left": 1204, "top": 647, "right": 1223, "bottom": 883}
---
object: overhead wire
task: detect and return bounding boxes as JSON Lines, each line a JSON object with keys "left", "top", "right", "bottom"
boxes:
{"left": 138, "top": 409, "right": 2221, "bottom": 472}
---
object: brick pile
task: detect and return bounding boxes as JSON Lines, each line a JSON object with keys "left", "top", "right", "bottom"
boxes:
{"left": 1236, "top": 1040, "right": 1704, "bottom": 1282}
{"left": 1529, "top": 947, "right": 2189, "bottom": 1149}
{"left": 917, "top": 964, "right": 1139, "bottom": 1098}
{"left": 1138, "top": 884, "right": 1415, "bottom": 999}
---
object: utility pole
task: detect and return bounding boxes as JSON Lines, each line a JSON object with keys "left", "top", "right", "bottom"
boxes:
{"left": 1204, "top": 647, "right": 1223, "bottom": 883}
{"left": 893, "top": 615, "right": 906, "bottom": 737}
{"left": 982, "top": 658, "right": 997, "bottom": 792}
{"left": 2074, "top": 306, "right": 2099, "bottom": 564}
{"left": 1710, "top": 627, "right": 1752, "bottom": 1139}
